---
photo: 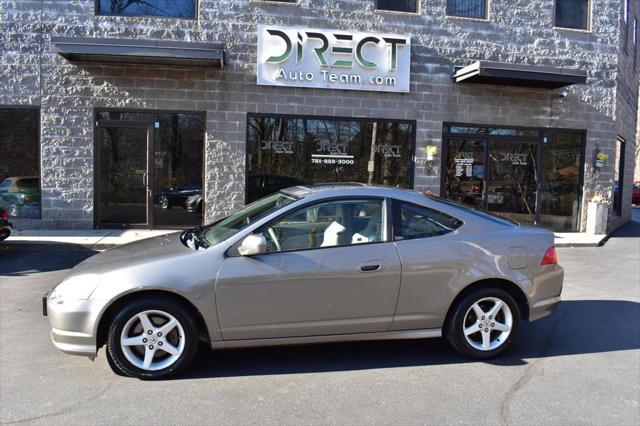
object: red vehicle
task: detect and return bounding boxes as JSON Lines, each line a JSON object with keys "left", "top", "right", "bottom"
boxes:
{"left": 633, "top": 181, "right": 640, "bottom": 205}
{"left": 0, "top": 208, "right": 11, "bottom": 241}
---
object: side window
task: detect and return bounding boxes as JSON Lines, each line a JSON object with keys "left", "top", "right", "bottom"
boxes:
{"left": 394, "top": 201, "right": 462, "bottom": 240}
{"left": 259, "top": 199, "right": 385, "bottom": 253}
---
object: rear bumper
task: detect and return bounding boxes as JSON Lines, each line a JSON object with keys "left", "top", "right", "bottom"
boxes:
{"left": 529, "top": 295, "right": 561, "bottom": 321}
{"left": 528, "top": 264, "right": 564, "bottom": 321}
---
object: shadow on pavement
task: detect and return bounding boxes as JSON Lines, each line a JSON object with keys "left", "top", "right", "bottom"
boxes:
{"left": 177, "top": 299, "right": 640, "bottom": 380}
{"left": 0, "top": 243, "right": 98, "bottom": 276}
{"left": 606, "top": 218, "right": 640, "bottom": 238}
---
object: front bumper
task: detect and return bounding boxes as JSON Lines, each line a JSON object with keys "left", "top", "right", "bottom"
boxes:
{"left": 44, "top": 292, "right": 108, "bottom": 358}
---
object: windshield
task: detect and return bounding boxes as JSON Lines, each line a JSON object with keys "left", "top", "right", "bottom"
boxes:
{"left": 197, "top": 192, "right": 298, "bottom": 248}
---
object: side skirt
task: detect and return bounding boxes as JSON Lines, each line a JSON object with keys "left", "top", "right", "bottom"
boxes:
{"left": 210, "top": 328, "right": 442, "bottom": 350}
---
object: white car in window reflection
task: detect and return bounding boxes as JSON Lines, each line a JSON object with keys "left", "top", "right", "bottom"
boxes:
{"left": 44, "top": 184, "right": 563, "bottom": 379}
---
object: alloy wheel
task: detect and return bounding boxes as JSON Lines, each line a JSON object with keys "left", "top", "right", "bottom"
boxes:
{"left": 160, "top": 195, "right": 170, "bottom": 209}
{"left": 120, "top": 310, "right": 185, "bottom": 371}
{"left": 462, "top": 297, "right": 513, "bottom": 351}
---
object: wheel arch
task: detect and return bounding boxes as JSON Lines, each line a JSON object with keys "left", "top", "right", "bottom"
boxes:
{"left": 444, "top": 278, "right": 530, "bottom": 329}
{"left": 96, "top": 289, "right": 211, "bottom": 350}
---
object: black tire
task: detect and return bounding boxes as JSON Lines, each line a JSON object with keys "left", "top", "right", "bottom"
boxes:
{"left": 107, "top": 297, "right": 199, "bottom": 380}
{"left": 159, "top": 195, "right": 171, "bottom": 209}
{"left": 445, "top": 287, "right": 520, "bottom": 359}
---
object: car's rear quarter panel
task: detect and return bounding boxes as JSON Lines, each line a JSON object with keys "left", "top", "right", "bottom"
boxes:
{"left": 390, "top": 223, "right": 561, "bottom": 330}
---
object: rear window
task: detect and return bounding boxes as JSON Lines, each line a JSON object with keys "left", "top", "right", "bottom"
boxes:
{"left": 394, "top": 201, "right": 463, "bottom": 240}
{"left": 426, "top": 196, "right": 518, "bottom": 227}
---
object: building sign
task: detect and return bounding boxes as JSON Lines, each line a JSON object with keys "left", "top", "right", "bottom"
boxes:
{"left": 256, "top": 25, "right": 411, "bottom": 93}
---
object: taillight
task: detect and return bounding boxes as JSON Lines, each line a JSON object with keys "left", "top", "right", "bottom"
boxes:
{"left": 1, "top": 210, "right": 8, "bottom": 222}
{"left": 541, "top": 247, "right": 558, "bottom": 265}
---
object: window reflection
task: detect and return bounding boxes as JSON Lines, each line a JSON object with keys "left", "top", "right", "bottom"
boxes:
{"left": 97, "top": 0, "right": 197, "bottom": 18}
{"left": 376, "top": 0, "right": 418, "bottom": 13}
{"left": 539, "top": 132, "right": 584, "bottom": 230}
{"left": 153, "top": 113, "right": 205, "bottom": 227}
{"left": 555, "top": 0, "right": 590, "bottom": 30}
{"left": 247, "top": 115, "right": 414, "bottom": 203}
{"left": 0, "top": 109, "right": 40, "bottom": 219}
{"left": 447, "top": 0, "right": 487, "bottom": 19}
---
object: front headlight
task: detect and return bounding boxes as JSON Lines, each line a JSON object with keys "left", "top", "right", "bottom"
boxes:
{"left": 52, "top": 274, "right": 100, "bottom": 300}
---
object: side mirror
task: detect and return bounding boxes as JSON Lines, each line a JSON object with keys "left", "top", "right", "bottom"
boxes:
{"left": 238, "top": 234, "right": 267, "bottom": 256}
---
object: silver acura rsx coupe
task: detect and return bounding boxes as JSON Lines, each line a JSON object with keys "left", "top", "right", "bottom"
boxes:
{"left": 44, "top": 184, "right": 563, "bottom": 379}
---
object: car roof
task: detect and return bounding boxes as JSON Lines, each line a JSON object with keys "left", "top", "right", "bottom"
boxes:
{"left": 282, "top": 183, "right": 445, "bottom": 206}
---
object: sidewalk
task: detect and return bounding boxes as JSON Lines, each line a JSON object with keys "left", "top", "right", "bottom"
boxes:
{"left": 2, "top": 228, "right": 607, "bottom": 249}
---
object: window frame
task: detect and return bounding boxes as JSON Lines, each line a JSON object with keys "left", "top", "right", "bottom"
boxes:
{"left": 445, "top": 0, "right": 489, "bottom": 21}
{"left": 391, "top": 199, "right": 463, "bottom": 242}
{"left": 94, "top": 108, "right": 207, "bottom": 230}
{"left": 95, "top": 0, "right": 200, "bottom": 20}
{"left": 634, "top": 16, "right": 638, "bottom": 70}
{"left": 613, "top": 136, "right": 626, "bottom": 217}
{"left": 250, "top": 0, "right": 299, "bottom": 6}
{"left": 553, "top": 0, "right": 592, "bottom": 32}
{"left": 0, "top": 106, "right": 42, "bottom": 220}
{"left": 234, "top": 196, "right": 391, "bottom": 256}
{"left": 375, "top": 0, "right": 420, "bottom": 15}
{"left": 624, "top": 0, "right": 630, "bottom": 55}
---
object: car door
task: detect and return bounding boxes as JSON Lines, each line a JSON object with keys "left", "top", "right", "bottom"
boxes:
{"left": 215, "top": 197, "right": 402, "bottom": 340}
{"left": 389, "top": 200, "right": 465, "bottom": 331}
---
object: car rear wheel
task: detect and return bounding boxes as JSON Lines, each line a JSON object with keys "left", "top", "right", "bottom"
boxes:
{"left": 107, "top": 297, "right": 199, "bottom": 380}
{"left": 445, "top": 288, "right": 520, "bottom": 359}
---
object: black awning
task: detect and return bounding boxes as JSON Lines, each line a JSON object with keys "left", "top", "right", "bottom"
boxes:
{"left": 50, "top": 37, "right": 224, "bottom": 67}
{"left": 452, "top": 61, "right": 586, "bottom": 89}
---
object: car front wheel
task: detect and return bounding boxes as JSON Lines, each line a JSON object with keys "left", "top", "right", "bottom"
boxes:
{"left": 445, "top": 288, "right": 520, "bottom": 359}
{"left": 107, "top": 297, "right": 199, "bottom": 379}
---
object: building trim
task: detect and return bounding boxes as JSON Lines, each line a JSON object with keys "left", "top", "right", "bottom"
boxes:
{"left": 50, "top": 37, "right": 224, "bottom": 68}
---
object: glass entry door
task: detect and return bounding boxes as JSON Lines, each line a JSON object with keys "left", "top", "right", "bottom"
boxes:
{"left": 486, "top": 141, "right": 538, "bottom": 225}
{"left": 96, "top": 111, "right": 205, "bottom": 229}
{"left": 97, "top": 126, "right": 150, "bottom": 227}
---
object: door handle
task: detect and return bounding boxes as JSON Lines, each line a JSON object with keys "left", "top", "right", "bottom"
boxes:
{"left": 142, "top": 173, "right": 149, "bottom": 187}
{"left": 359, "top": 264, "right": 382, "bottom": 272}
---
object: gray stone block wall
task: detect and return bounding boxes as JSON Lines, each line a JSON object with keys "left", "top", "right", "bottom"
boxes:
{"left": 0, "top": 0, "right": 637, "bottom": 230}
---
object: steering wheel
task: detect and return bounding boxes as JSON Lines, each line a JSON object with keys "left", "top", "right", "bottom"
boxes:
{"left": 267, "top": 227, "right": 281, "bottom": 252}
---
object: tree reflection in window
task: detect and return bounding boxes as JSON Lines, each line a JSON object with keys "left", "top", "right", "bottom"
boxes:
{"left": 97, "top": 0, "right": 197, "bottom": 18}
{"left": 247, "top": 115, "right": 414, "bottom": 203}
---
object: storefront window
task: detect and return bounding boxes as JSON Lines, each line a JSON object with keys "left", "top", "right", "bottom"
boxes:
{"left": 96, "top": 0, "right": 197, "bottom": 19}
{"left": 376, "top": 0, "right": 418, "bottom": 13}
{"left": 442, "top": 138, "right": 485, "bottom": 210}
{"left": 447, "top": 0, "right": 487, "bottom": 19}
{"left": 0, "top": 109, "right": 40, "bottom": 218}
{"left": 247, "top": 114, "right": 414, "bottom": 203}
{"left": 442, "top": 124, "right": 585, "bottom": 231}
{"left": 555, "top": 0, "right": 590, "bottom": 30}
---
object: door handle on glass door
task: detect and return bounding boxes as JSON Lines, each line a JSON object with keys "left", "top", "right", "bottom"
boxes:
{"left": 359, "top": 264, "right": 382, "bottom": 272}
{"left": 142, "top": 173, "right": 149, "bottom": 187}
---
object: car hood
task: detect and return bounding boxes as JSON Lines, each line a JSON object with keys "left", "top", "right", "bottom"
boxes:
{"left": 68, "top": 232, "right": 191, "bottom": 276}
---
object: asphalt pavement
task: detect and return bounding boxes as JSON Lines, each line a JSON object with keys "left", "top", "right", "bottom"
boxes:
{"left": 0, "top": 212, "right": 639, "bottom": 425}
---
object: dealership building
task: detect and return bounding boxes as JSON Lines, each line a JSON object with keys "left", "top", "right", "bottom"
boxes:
{"left": 1, "top": 0, "right": 638, "bottom": 232}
